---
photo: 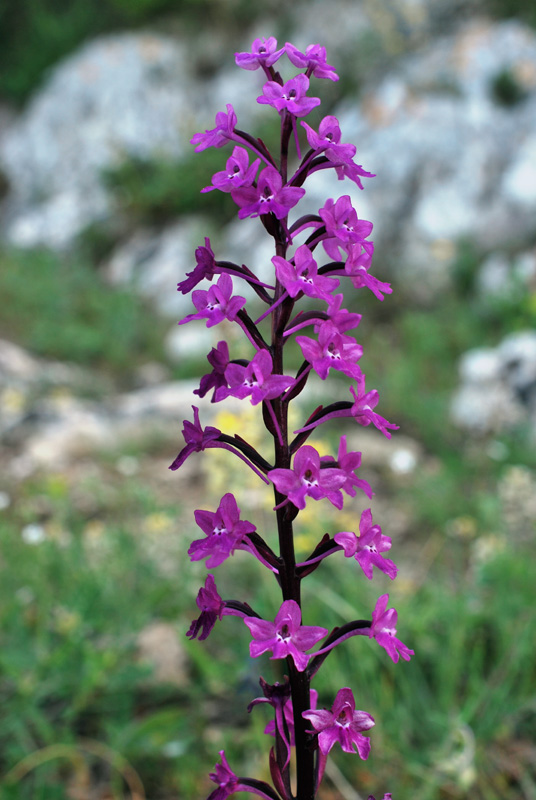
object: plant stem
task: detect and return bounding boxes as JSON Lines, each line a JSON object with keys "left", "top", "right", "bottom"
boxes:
{"left": 271, "top": 277, "right": 315, "bottom": 800}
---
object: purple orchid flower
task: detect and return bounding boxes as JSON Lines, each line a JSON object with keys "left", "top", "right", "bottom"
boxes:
{"left": 268, "top": 444, "right": 347, "bottom": 510}
{"left": 334, "top": 509, "right": 398, "bottom": 580}
{"left": 218, "top": 349, "right": 294, "bottom": 406}
{"left": 296, "top": 320, "right": 363, "bottom": 381}
{"left": 177, "top": 238, "right": 216, "bottom": 295}
{"left": 369, "top": 594, "right": 414, "bottom": 663}
{"left": 322, "top": 293, "right": 362, "bottom": 333}
{"left": 272, "top": 244, "right": 339, "bottom": 301}
{"left": 283, "top": 293, "right": 362, "bottom": 338}
{"left": 285, "top": 43, "right": 339, "bottom": 81}
{"left": 319, "top": 196, "right": 374, "bottom": 260}
{"left": 186, "top": 574, "right": 226, "bottom": 641}
{"left": 208, "top": 751, "right": 281, "bottom": 800}
{"left": 177, "top": 36, "right": 413, "bottom": 799}
{"left": 189, "top": 492, "right": 256, "bottom": 568}
{"left": 345, "top": 244, "right": 392, "bottom": 300}
{"left": 194, "top": 341, "right": 230, "bottom": 402}
{"left": 330, "top": 435, "right": 374, "bottom": 499}
{"left": 169, "top": 406, "right": 221, "bottom": 471}
{"left": 235, "top": 37, "right": 285, "bottom": 70}
{"left": 302, "top": 687, "right": 374, "bottom": 758}
{"left": 179, "top": 273, "right": 246, "bottom": 328}
{"left": 368, "top": 795, "right": 393, "bottom": 800}
{"left": 257, "top": 74, "right": 321, "bottom": 117}
{"left": 201, "top": 146, "right": 260, "bottom": 194}
{"left": 207, "top": 751, "right": 238, "bottom": 800}
{"left": 301, "top": 116, "right": 375, "bottom": 188}
{"left": 169, "top": 406, "right": 272, "bottom": 483}
{"left": 187, "top": 574, "right": 257, "bottom": 641}
{"left": 232, "top": 166, "right": 305, "bottom": 220}
{"left": 191, "top": 104, "right": 237, "bottom": 152}
{"left": 244, "top": 599, "right": 327, "bottom": 672}
{"left": 333, "top": 159, "right": 376, "bottom": 188}
{"left": 349, "top": 374, "right": 399, "bottom": 437}
{"left": 301, "top": 116, "right": 356, "bottom": 162}
{"left": 292, "top": 373, "right": 398, "bottom": 439}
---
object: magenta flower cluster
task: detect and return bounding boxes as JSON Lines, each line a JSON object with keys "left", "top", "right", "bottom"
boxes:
{"left": 173, "top": 36, "right": 412, "bottom": 800}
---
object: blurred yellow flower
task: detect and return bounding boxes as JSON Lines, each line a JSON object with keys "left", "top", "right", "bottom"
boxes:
{"left": 143, "top": 512, "right": 173, "bottom": 533}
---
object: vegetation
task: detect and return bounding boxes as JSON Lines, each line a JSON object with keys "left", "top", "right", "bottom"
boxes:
{"left": 0, "top": 3, "right": 535, "bottom": 797}
{"left": 1, "top": 226, "right": 535, "bottom": 798}
{"left": 0, "top": 0, "right": 289, "bottom": 105}
{"left": 0, "top": 247, "right": 168, "bottom": 379}
{"left": 0, "top": 446, "right": 534, "bottom": 798}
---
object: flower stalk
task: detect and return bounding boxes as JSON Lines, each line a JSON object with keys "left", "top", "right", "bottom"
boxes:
{"left": 173, "top": 35, "right": 412, "bottom": 800}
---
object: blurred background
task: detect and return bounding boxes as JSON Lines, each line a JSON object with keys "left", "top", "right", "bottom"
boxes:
{"left": 0, "top": 0, "right": 535, "bottom": 798}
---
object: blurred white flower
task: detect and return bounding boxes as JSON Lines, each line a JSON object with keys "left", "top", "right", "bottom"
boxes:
{"left": 21, "top": 523, "right": 47, "bottom": 545}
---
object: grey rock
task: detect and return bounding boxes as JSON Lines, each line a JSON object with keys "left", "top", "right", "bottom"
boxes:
{"left": 477, "top": 252, "right": 512, "bottom": 296}
{"left": 502, "top": 134, "right": 536, "bottom": 207}
{"left": 0, "top": 338, "right": 41, "bottom": 384}
{"left": 0, "top": 33, "right": 196, "bottom": 249}
{"left": 284, "top": 0, "right": 373, "bottom": 56}
{"left": 333, "top": 19, "right": 536, "bottom": 287}
{"left": 458, "top": 348, "right": 502, "bottom": 384}
{"left": 3, "top": 371, "right": 230, "bottom": 473}
{"left": 451, "top": 331, "right": 536, "bottom": 433}
{"left": 2, "top": 16, "right": 536, "bottom": 304}
{"left": 104, "top": 219, "right": 206, "bottom": 318}
{"left": 450, "top": 382, "right": 522, "bottom": 433}
{"left": 164, "top": 323, "right": 214, "bottom": 364}
{"left": 115, "top": 380, "right": 202, "bottom": 421}
{"left": 497, "top": 331, "right": 536, "bottom": 408}
{"left": 0, "top": 338, "right": 109, "bottom": 439}
{"left": 477, "top": 249, "right": 536, "bottom": 298}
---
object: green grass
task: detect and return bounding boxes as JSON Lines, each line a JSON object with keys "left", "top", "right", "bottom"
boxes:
{"left": 305, "top": 537, "right": 536, "bottom": 799}
{"left": 0, "top": 247, "right": 168, "bottom": 379}
{"left": 1, "top": 211, "right": 536, "bottom": 797}
{"left": 0, "top": 467, "right": 207, "bottom": 798}
{"left": 1, "top": 460, "right": 535, "bottom": 799}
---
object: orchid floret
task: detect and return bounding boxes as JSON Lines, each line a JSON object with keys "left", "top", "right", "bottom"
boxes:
{"left": 189, "top": 493, "right": 256, "bottom": 568}
{"left": 244, "top": 599, "right": 327, "bottom": 672}
{"left": 202, "top": 146, "right": 260, "bottom": 194}
{"left": 334, "top": 509, "right": 398, "bottom": 580}
{"left": 257, "top": 75, "right": 321, "bottom": 117}
{"left": 232, "top": 166, "right": 305, "bottom": 220}
{"left": 302, "top": 687, "right": 374, "bottom": 757}
{"left": 191, "top": 104, "right": 237, "bottom": 152}
{"left": 369, "top": 594, "right": 414, "bottom": 663}
{"left": 235, "top": 37, "right": 285, "bottom": 70}
{"left": 272, "top": 244, "right": 339, "bottom": 301}
{"left": 285, "top": 43, "right": 339, "bottom": 81}
{"left": 179, "top": 273, "right": 246, "bottom": 328}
